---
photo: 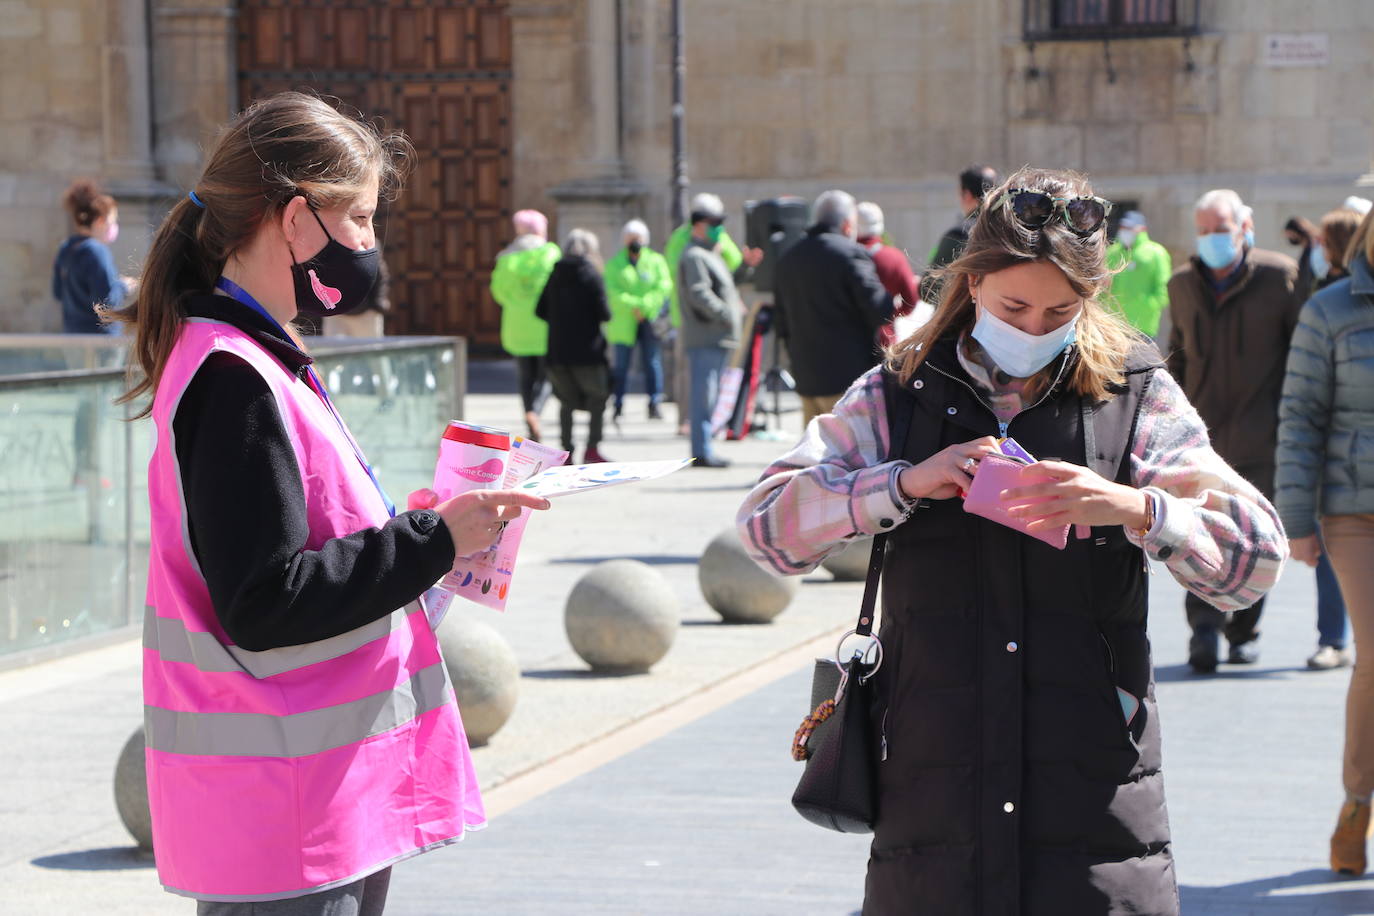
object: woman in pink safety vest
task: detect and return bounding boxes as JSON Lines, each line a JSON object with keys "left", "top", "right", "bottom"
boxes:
{"left": 104, "top": 92, "right": 549, "bottom": 915}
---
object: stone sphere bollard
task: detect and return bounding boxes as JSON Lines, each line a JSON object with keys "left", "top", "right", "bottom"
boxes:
{"left": 821, "top": 538, "right": 874, "bottom": 581}
{"left": 565, "top": 560, "right": 680, "bottom": 673}
{"left": 699, "top": 527, "right": 799, "bottom": 623}
{"left": 437, "top": 614, "right": 521, "bottom": 747}
{"left": 114, "top": 727, "right": 153, "bottom": 850}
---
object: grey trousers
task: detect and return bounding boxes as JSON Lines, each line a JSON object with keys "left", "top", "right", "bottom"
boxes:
{"left": 195, "top": 867, "right": 391, "bottom": 916}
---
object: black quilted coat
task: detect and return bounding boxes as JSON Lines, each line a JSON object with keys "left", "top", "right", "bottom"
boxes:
{"left": 864, "top": 338, "right": 1179, "bottom": 916}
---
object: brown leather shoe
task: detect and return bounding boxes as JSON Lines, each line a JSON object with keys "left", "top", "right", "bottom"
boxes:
{"left": 1331, "top": 799, "right": 1371, "bottom": 876}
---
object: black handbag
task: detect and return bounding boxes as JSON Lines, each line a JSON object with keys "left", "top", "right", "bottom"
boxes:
{"left": 790, "top": 536, "right": 887, "bottom": 833}
{"left": 789, "top": 369, "right": 910, "bottom": 834}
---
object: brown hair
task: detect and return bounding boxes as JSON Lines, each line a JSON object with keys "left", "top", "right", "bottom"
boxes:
{"left": 62, "top": 178, "right": 116, "bottom": 229}
{"left": 1320, "top": 207, "right": 1362, "bottom": 274}
{"left": 1348, "top": 208, "right": 1374, "bottom": 271}
{"left": 105, "top": 91, "right": 414, "bottom": 416}
{"left": 886, "top": 167, "right": 1142, "bottom": 403}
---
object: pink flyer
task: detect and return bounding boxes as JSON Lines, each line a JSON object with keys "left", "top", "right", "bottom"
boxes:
{"left": 434, "top": 436, "right": 569, "bottom": 614}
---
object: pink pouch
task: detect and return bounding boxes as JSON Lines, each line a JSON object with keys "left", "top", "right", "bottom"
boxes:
{"left": 962, "top": 453, "right": 1070, "bottom": 550}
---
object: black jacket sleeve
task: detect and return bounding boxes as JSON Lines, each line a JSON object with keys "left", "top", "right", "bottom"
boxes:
{"left": 173, "top": 352, "right": 456, "bottom": 651}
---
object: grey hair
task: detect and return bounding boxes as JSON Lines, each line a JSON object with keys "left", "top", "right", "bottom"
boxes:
{"left": 856, "top": 201, "right": 884, "bottom": 237}
{"left": 1195, "top": 189, "right": 1248, "bottom": 224}
{"left": 813, "top": 189, "right": 857, "bottom": 232}
{"left": 563, "top": 228, "right": 603, "bottom": 269}
{"left": 622, "top": 219, "right": 650, "bottom": 245}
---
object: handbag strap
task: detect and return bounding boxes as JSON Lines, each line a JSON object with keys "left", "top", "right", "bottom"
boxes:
{"left": 855, "top": 370, "right": 914, "bottom": 638}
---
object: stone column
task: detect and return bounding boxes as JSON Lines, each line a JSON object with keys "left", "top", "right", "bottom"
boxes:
{"left": 102, "top": 0, "right": 178, "bottom": 281}
{"left": 548, "top": 0, "right": 648, "bottom": 255}
{"left": 585, "top": 0, "right": 622, "bottom": 176}
{"left": 102, "top": 0, "right": 157, "bottom": 188}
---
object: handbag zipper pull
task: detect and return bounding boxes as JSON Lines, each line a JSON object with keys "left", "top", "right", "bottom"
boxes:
{"left": 880, "top": 709, "right": 890, "bottom": 761}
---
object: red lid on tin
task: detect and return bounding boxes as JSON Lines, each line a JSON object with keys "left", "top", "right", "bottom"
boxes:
{"left": 442, "top": 421, "right": 510, "bottom": 451}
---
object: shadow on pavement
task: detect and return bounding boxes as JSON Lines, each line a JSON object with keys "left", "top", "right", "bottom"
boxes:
{"left": 1181, "top": 867, "right": 1374, "bottom": 911}
{"left": 1153, "top": 662, "right": 1303, "bottom": 683}
{"left": 32, "top": 847, "right": 154, "bottom": 871}
{"left": 549, "top": 554, "right": 700, "bottom": 566}
{"left": 522, "top": 667, "right": 650, "bottom": 680}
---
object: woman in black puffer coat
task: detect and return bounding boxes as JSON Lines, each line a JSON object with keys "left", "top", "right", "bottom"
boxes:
{"left": 740, "top": 168, "right": 1288, "bottom": 915}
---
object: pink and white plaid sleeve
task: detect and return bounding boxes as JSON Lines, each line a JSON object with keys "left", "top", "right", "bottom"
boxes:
{"left": 737, "top": 369, "right": 913, "bottom": 575}
{"left": 1125, "top": 369, "right": 1289, "bottom": 612}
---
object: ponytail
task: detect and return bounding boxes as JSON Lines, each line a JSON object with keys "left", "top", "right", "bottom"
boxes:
{"left": 102, "top": 197, "right": 219, "bottom": 416}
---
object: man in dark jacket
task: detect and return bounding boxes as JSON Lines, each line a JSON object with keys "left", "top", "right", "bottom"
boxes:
{"left": 1167, "top": 188, "right": 1303, "bottom": 672}
{"left": 773, "top": 190, "right": 894, "bottom": 426}
{"left": 919, "top": 164, "right": 999, "bottom": 303}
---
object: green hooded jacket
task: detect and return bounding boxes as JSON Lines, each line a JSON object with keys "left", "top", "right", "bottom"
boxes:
{"left": 604, "top": 246, "right": 673, "bottom": 346}
{"left": 1106, "top": 230, "right": 1172, "bottom": 336}
{"left": 490, "top": 238, "right": 561, "bottom": 356}
{"left": 665, "top": 224, "right": 742, "bottom": 328}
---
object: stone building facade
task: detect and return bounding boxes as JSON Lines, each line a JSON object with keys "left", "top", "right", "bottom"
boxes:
{"left": 2, "top": 0, "right": 1371, "bottom": 345}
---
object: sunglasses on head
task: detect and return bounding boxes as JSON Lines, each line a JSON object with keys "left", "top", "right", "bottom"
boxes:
{"left": 996, "top": 188, "right": 1112, "bottom": 237}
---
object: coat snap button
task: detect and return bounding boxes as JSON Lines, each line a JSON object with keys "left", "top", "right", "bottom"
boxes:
{"left": 1006, "top": 641, "right": 1018, "bottom": 653}
{"left": 1158, "top": 545, "right": 1173, "bottom": 559}
{"left": 946, "top": 406, "right": 958, "bottom": 415}
{"left": 1003, "top": 801, "right": 1015, "bottom": 814}
{"left": 913, "top": 379, "right": 925, "bottom": 390}
{"left": 880, "top": 518, "right": 894, "bottom": 528}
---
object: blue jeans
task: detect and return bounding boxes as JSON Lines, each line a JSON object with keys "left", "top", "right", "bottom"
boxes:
{"left": 612, "top": 321, "right": 663, "bottom": 409}
{"left": 1317, "top": 538, "right": 1350, "bottom": 648}
{"left": 688, "top": 346, "right": 728, "bottom": 460}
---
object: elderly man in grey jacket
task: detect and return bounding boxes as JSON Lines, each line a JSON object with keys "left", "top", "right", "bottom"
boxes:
{"left": 679, "top": 193, "right": 761, "bottom": 468}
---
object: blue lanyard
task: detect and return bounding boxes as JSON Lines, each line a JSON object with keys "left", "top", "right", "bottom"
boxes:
{"left": 214, "top": 277, "right": 396, "bottom": 517}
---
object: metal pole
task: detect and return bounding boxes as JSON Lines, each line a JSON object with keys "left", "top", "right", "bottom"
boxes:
{"left": 670, "top": 0, "right": 688, "bottom": 227}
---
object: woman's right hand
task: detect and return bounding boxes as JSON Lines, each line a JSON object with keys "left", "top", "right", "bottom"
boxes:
{"left": 1289, "top": 534, "right": 1322, "bottom": 568}
{"left": 407, "top": 488, "right": 552, "bottom": 557}
{"left": 897, "top": 436, "right": 999, "bottom": 501}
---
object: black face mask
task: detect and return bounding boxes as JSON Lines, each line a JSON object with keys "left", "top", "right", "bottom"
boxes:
{"left": 290, "top": 207, "right": 381, "bottom": 318}
{"left": 627, "top": 240, "right": 643, "bottom": 255}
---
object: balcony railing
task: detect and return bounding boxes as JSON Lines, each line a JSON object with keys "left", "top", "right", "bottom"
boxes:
{"left": 1024, "top": 0, "right": 1200, "bottom": 42}
{"left": 0, "top": 334, "right": 466, "bottom": 669}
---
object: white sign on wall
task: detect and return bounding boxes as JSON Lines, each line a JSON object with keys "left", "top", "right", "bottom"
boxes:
{"left": 1263, "top": 33, "right": 1330, "bottom": 68}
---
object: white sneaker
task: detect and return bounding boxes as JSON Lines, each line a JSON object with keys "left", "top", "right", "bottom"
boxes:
{"left": 1307, "top": 645, "right": 1353, "bottom": 670}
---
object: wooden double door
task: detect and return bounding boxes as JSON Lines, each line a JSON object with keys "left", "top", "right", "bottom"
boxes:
{"left": 237, "top": 0, "right": 512, "bottom": 348}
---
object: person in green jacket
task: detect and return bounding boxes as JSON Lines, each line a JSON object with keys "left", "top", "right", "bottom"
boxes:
{"left": 491, "top": 209, "right": 561, "bottom": 440}
{"left": 605, "top": 219, "right": 674, "bottom": 420}
{"left": 665, "top": 193, "right": 744, "bottom": 430}
{"left": 1106, "top": 210, "right": 1172, "bottom": 339}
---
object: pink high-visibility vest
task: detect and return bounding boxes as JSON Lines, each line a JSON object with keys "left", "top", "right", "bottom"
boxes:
{"left": 142, "top": 319, "right": 483, "bottom": 902}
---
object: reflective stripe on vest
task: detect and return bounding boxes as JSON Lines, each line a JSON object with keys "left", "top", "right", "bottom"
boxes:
{"left": 145, "top": 603, "right": 410, "bottom": 679}
{"left": 146, "top": 661, "right": 453, "bottom": 758}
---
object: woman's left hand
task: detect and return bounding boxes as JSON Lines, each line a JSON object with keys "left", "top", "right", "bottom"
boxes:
{"left": 1000, "top": 460, "right": 1150, "bottom": 533}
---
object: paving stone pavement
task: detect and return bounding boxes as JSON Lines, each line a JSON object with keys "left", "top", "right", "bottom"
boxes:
{"left": 3, "top": 361, "right": 1374, "bottom": 914}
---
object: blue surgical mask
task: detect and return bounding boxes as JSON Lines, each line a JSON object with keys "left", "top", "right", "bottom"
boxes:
{"left": 1197, "top": 232, "right": 1240, "bottom": 270}
{"left": 1310, "top": 245, "right": 1330, "bottom": 280}
{"left": 971, "top": 305, "right": 1078, "bottom": 379}
{"left": 1244, "top": 229, "right": 1255, "bottom": 248}
{"left": 1116, "top": 228, "right": 1138, "bottom": 249}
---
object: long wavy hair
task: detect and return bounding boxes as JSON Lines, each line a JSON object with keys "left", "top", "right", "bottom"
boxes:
{"left": 105, "top": 92, "right": 414, "bottom": 416}
{"left": 886, "top": 167, "right": 1143, "bottom": 402}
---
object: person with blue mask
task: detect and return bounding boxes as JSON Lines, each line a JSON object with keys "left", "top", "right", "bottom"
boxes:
{"left": 1166, "top": 188, "right": 1304, "bottom": 673}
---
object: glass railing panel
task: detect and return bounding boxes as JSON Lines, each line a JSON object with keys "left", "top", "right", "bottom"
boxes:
{"left": 0, "top": 374, "right": 141, "bottom": 656}
{"left": 0, "top": 336, "right": 463, "bottom": 665}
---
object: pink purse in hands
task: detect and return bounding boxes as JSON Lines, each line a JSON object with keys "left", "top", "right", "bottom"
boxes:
{"left": 962, "top": 453, "right": 1071, "bottom": 550}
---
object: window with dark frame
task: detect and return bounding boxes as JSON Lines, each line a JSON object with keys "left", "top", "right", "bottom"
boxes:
{"left": 1025, "top": 0, "right": 1196, "bottom": 41}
